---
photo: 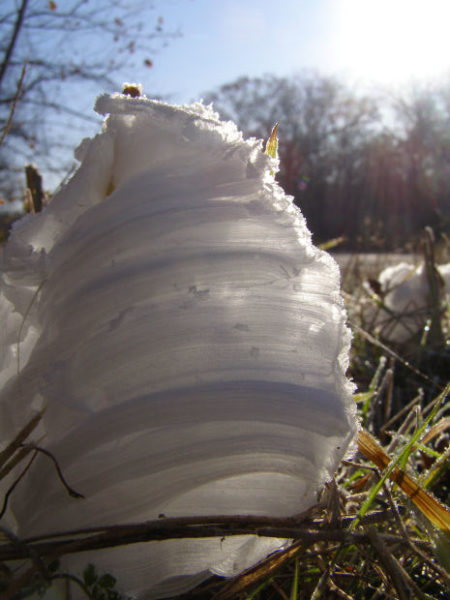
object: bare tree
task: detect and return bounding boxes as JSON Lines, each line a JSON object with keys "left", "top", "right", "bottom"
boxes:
{"left": 349, "top": 82, "right": 450, "bottom": 250}
{"left": 204, "top": 74, "right": 380, "bottom": 244}
{"left": 0, "top": 0, "right": 178, "bottom": 202}
{"left": 205, "top": 74, "right": 450, "bottom": 250}
{"left": 393, "top": 82, "right": 450, "bottom": 240}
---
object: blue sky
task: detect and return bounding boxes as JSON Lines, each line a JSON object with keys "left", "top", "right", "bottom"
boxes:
{"left": 151, "top": 0, "right": 336, "bottom": 103}
{"left": 145, "top": 0, "right": 450, "bottom": 103}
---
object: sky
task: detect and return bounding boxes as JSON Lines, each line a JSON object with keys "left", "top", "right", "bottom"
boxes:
{"left": 146, "top": 0, "right": 450, "bottom": 103}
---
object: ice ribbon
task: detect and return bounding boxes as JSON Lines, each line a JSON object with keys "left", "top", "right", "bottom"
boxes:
{"left": 0, "top": 94, "right": 357, "bottom": 598}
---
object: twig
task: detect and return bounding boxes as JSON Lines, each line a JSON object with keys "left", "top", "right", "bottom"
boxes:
{"left": 0, "top": 450, "right": 38, "bottom": 520}
{"left": 367, "top": 526, "right": 410, "bottom": 600}
{"left": 380, "top": 389, "right": 423, "bottom": 436}
{"left": 381, "top": 481, "right": 410, "bottom": 542}
{"left": 25, "top": 163, "right": 45, "bottom": 213}
{"left": 329, "top": 579, "right": 355, "bottom": 600}
{"left": 0, "top": 444, "right": 34, "bottom": 481}
{"left": 386, "top": 408, "right": 418, "bottom": 454}
{"left": 0, "top": 0, "right": 28, "bottom": 87}
{"left": 0, "top": 517, "right": 431, "bottom": 562}
{"left": 18, "top": 511, "right": 395, "bottom": 545}
{"left": 369, "top": 366, "right": 394, "bottom": 437}
{"left": 20, "top": 443, "right": 85, "bottom": 499}
{"left": 0, "top": 61, "right": 27, "bottom": 146}
{"left": 0, "top": 412, "right": 42, "bottom": 470}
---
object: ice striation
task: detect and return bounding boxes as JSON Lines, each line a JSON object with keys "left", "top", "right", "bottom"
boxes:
{"left": 0, "top": 93, "right": 357, "bottom": 598}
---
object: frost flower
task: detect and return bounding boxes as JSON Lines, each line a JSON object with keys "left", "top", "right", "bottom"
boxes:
{"left": 366, "top": 261, "right": 450, "bottom": 344}
{"left": 0, "top": 93, "right": 357, "bottom": 598}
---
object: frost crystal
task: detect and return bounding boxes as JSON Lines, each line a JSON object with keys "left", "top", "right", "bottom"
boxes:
{"left": 0, "top": 93, "right": 357, "bottom": 598}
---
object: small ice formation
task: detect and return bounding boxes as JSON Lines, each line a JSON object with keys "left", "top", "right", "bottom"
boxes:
{"left": 366, "top": 261, "right": 450, "bottom": 344}
{"left": 0, "top": 92, "right": 357, "bottom": 598}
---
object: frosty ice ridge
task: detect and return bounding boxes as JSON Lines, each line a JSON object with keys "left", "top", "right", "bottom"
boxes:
{"left": 0, "top": 90, "right": 358, "bottom": 599}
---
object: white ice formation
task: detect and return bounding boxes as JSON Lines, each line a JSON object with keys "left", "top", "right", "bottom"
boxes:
{"left": 368, "top": 262, "right": 450, "bottom": 344}
{"left": 0, "top": 93, "right": 357, "bottom": 598}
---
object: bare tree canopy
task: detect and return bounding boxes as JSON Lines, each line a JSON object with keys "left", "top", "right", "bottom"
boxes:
{"left": 0, "top": 0, "right": 178, "bottom": 201}
{"left": 204, "top": 74, "right": 450, "bottom": 250}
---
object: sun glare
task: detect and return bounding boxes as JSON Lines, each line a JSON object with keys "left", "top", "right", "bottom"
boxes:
{"left": 332, "top": 0, "right": 450, "bottom": 84}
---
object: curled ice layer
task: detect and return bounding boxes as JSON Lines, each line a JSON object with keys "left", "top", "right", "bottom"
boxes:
{"left": 0, "top": 94, "right": 357, "bottom": 598}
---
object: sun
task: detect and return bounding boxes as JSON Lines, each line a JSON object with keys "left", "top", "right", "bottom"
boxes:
{"left": 331, "top": 0, "right": 450, "bottom": 84}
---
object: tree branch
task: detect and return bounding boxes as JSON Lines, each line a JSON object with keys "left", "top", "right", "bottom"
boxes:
{"left": 0, "top": 0, "right": 29, "bottom": 88}
{"left": 0, "top": 61, "right": 27, "bottom": 147}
